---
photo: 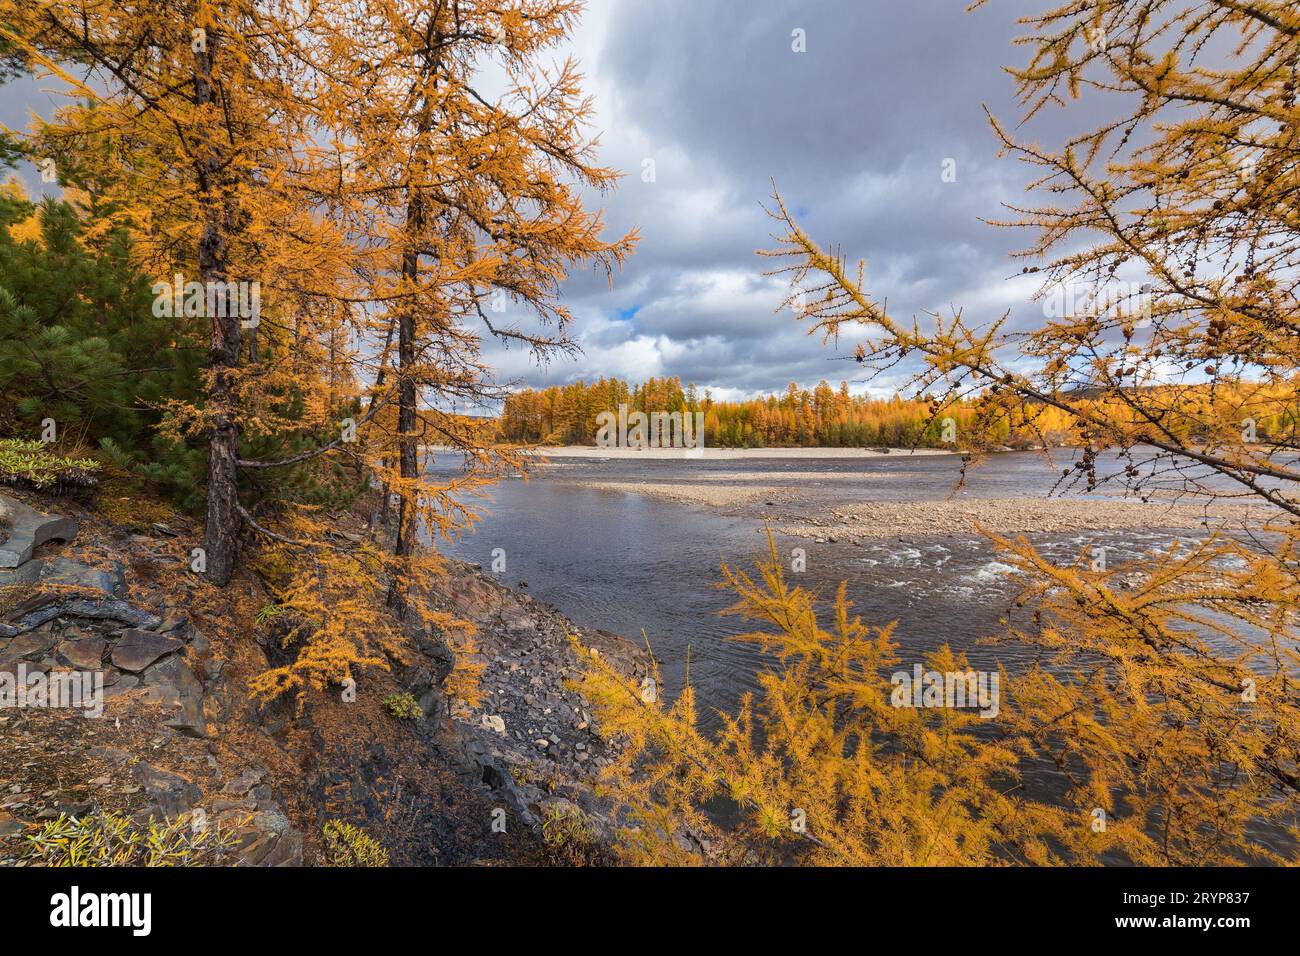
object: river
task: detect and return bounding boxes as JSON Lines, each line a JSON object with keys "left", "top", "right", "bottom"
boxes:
{"left": 427, "top": 447, "right": 1290, "bottom": 858}
{"left": 430, "top": 449, "right": 1241, "bottom": 723}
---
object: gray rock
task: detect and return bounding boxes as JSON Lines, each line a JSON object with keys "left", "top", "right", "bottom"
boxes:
{"left": 416, "top": 685, "right": 442, "bottom": 721}
{"left": 0, "top": 560, "right": 44, "bottom": 588}
{"left": 423, "top": 636, "right": 455, "bottom": 684}
{"left": 176, "top": 621, "right": 210, "bottom": 655}
{"left": 103, "top": 675, "right": 139, "bottom": 698}
{"left": 5, "top": 598, "right": 161, "bottom": 636}
{"left": 230, "top": 806, "right": 303, "bottom": 867}
{"left": 477, "top": 754, "right": 537, "bottom": 827}
{"left": 222, "top": 767, "right": 267, "bottom": 797}
{"left": 156, "top": 614, "right": 188, "bottom": 633}
{"left": 112, "top": 629, "right": 183, "bottom": 672}
{"left": 35, "top": 557, "right": 126, "bottom": 597}
{"left": 0, "top": 589, "right": 60, "bottom": 624}
{"left": 0, "top": 495, "right": 78, "bottom": 569}
{"left": 140, "top": 656, "right": 206, "bottom": 737}
{"left": 0, "top": 627, "right": 57, "bottom": 667}
{"left": 0, "top": 808, "right": 24, "bottom": 837}
{"left": 262, "top": 831, "right": 304, "bottom": 866}
{"left": 87, "top": 745, "right": 130, "bottom": 766}
{"left": 133, "top": 762, "right": 200, "bottom": 817}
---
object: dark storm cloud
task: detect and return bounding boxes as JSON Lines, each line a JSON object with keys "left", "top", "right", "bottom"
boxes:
{"left": 485, "top": 0, "right": 1066, "bottom": 398}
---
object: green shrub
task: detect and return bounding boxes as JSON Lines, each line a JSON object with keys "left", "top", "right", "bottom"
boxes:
{"left": 381, "top": 691, "right": 422, "bottom": 720}
{"left": 0, "top": 439, "right": 100, "bottom": 490}
{"left": 321, "top": 820, "right": 389, "bottom": 867}
{"left": 18, "top": 810, "right": 241, "bottom": 866}
{"left": 540, "top": 802, "right": 607, "bottom": 866}
{"left": 0, "top": 193, "right": 206, "bottom": 508}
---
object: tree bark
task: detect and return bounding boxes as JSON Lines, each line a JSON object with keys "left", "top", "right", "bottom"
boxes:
{"left": 195, "top": 31, "right": 243, "bottom": 586}
{"left": 385, "top": 41, "right": 438, "bottom": 616}
{"left": 386, "top": 188, "right": 425, "bottom": 615}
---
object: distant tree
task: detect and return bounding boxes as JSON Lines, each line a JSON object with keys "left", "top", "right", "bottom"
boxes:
{"left": 497, "top": 375, "right": 982, "bottom": 448}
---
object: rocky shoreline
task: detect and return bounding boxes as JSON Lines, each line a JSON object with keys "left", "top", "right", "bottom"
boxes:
{"left": 782, "top": 497, "right": 1272, "bottom": 541}
{"left": 530, "top": 445, "right": 956, "bottom": 460}
{"left": 0, "top": 488, "right": 648, "bottom": 865}
{"left": 429, "top": 558, "right": 651, "bottom": 835}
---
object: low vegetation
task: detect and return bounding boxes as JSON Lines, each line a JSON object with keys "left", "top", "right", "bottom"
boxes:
{"left": 0, "top": 438, "right": 99, "bottom": 491}
{"left": 320, "top": 821, "right": 389, "bottom": 867}
{"left": 18, "top": 811, "right": 242, "bottom": 867}
{"left": 381, "top": 692, "right": 423, "bottom": 721}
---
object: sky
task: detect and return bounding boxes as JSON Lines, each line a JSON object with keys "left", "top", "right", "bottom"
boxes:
{"left": 477, "top": 0, "right": 1057, "bottom": 403}
{"left": 1, "top": 0, "right": 1083, "bottom": 404}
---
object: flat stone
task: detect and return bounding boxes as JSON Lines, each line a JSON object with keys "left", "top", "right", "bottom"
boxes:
{"left": 35, "top": 558, "right": 126, "bottom": 597}
{"left": 163, "top": 619, "right": 210, "bottom": 656}
{"left": 0, "top": 560, "right": 44, "bottom": 588}
{"left": 6, "top": 598, "right": 161, "bottom": 635}
{"left": 86, "top": 746, "right": 130, "bottom": 766}
{"left": 0, "top": 590, "right": 59, "bottom": 624}
{"left": 133, "top": 762, "right": 200, "bottom": 817}
{"left": 103, "top": 675, "right": 138, "bottom": 698}
{"left": 234, "top": 816, "right": 303, "bottom": 867}
{"left": 141, "top": 656, "right": 206, "bottom": 737}
{"left": 0, "top": 808, "right": 24, "bottom": 837}
{"left": 222, "top": 767, "right": 266, "bottom": 797}
{"left": 212, "top": 797, "right": 253, "bottom": 813}
{"left": 111, "top": 629, "right": 183, "bottom": 672}
{"left": 0, "top": 628, "right": 57, "bottom": 665}
{"left": 55, "top": 636, "right": 106, "bottom": 669}
{"left": 0, "top": 495, "right": 77, "bottom": 569}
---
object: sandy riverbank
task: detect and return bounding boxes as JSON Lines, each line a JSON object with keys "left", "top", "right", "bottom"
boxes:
{"left": 785, "top": 498, "right": 1272, "bottom": 540}
{"left": 572, "top": 476, "right": 1271, "bottom": 537}
{"left": 582, "top": 480, "right": 804, "bottom": 508}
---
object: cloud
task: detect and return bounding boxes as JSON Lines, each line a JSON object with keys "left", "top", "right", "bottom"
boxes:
{"left": 477, "top": 0, "right": 1072, "bottom": 399}
{"left": 4, "top": 0, "right": 1085, "bottom": 401}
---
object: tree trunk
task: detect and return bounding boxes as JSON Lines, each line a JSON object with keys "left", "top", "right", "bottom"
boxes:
{"left": 195, "top": 32, "right": 243, "bottom": 586}
{"left": 385, "top": 54, "right": 437, "bottom": 616}
{"left": 386, "top": 189, "right": 425, "bottom": 615}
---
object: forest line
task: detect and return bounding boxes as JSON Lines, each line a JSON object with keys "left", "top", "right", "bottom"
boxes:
{"left": 497, "top": 375, "right": 1299, "bottom": 451}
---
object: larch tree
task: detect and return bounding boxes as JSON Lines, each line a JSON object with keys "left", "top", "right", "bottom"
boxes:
{"left": 3, "top": 0, "right": 635, "bottom": 707}
{"left": 578, "top": 0, "right": 1299, "bottom": 865}
{"left": 320, "top": 0, "right": 635, "bottom": 616}
{"left": 0, "top": 0, "right": 363, "bottom": 585}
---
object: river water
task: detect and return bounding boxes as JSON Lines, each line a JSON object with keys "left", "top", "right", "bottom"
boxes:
{"left": 430, "top": 450, "right": 1234, "bottom": 723}
{"left": 428, "top": 448, "right": 1291, "bottom": 858}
